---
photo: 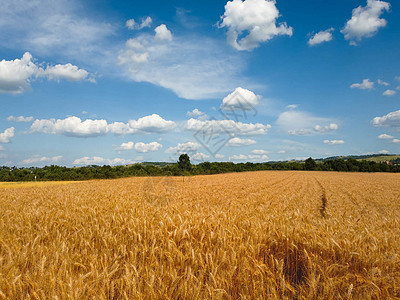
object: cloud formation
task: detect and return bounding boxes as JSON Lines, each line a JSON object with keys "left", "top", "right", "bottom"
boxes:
{"left": 378, "top": 133, "right": 393, "bottom": 139}
{"left": 218, "top": 0, "right": 292, "bottom": 51}
{"left": 350, "top": 78, "right": 374, "bottom": 90}
{"left": 228, "top": 137, "right": 257, "bottom": 146}
{"left": 323, "top": 140, "right": 345, "bottom": 145}
{"left": 383, "top": 89, "right": 396, "bottom": 96}
{"left": 73, "top": 156, "right": 139, "bottom": 166}
{"left": 308, "top": 28, "right": 334, "bottom": 46}
{"left": 134, "top": 141, "right": 162, "bottom": 153}
{"left": 21, "top": 155, "right": 62, "bottom": 165}
{"left": 7, "top": 115, "right": 34, "bottom": 122}
{"left": 342, "top": 0, "right": 390, "bottom": 45}
{"left": 0, "top": 52, "right": 92, "bottom": 94}
{"left": 165, "top": 142, "right": 202, "bottom": 154}
{"left": 0, "top": 127, "right": 15, "bottom": 143}
{"left": 186, "top": 118, "right": 271, "bottom": 136}
{"left": 30, "top": 114, "right": 176, "bottom": 137}
{"left": 221, "top": 87, "right": 260, "bottom": 111}
{"left": 154, "top": 24, "right": 173, "bottom": 41}
{"left": 372, "top": 110, "right": 400, "bottom": 129}
{"left": 126, "top": 17, "right": 153, "bottom": 30}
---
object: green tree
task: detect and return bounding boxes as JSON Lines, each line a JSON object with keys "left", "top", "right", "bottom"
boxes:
{"left": 304, "top": 157, "right": 317, "bottom": 171}
{"left": 178, "top": 154, "right": 191, "bottom": 172}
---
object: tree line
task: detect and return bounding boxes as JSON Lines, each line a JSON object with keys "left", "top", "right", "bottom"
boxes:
{"left": 0, "top": 155, "right": 399, "bottom": 182}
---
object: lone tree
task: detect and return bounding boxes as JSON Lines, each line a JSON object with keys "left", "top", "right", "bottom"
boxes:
{"left": 304, "top": 157, "right": 317, "bottom": 171}
{"left": 178, "top": 154, "right": 191, "bottom": 172}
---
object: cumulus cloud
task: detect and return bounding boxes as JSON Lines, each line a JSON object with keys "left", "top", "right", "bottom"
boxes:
{"left": 378, "top": 133, "right": 394, "bottom": 139}
{"left": 342, "top": 0, "right": 390, "bottom": 45}
{"left": 314, "top": 123, "right": 339, "bottom": 133}
{"left": 350, "top": 78, "right": 374, "bottom": 90}
{"left": 186, "top": 118, "right": 271, "bottom": 136}
{"left": 323, "top": 140, "right": 345, "bottom": 145}
{"left": 126, "top": 17, "right": 152, "bottom": 30}
{"left": 30, "top": 114, "right": 176, "bottom": 137}
{"left": 30, "top": 116, "right": 108, "bottom": 137}
{"left": 0, "top": 127, "right": 15, "bottom": 143}
{"left": 378, "top": 79, "right": 389, "bottom": 86}
{"left": 117, "top": 141, "right": 134, "bottom": 151}
{"left": 378, "top": 150, "right": 389, "bottom": 154}
{"left": 308, "top": 28, "right": 334, "bottom": 46}
{"left": 276, "top": 110, "right": 338, "bottom": 136}
{"left": 154, "top": 24, "right": 173, "bottom": 41}
{"left": 118, "top": 31, "right": 244, "bottom": 100}
{"left": 21, "top": 155, "right": 62, "bottom": 165}
{"left": 7, "top": 115, "right": 34, "bottom": 122}
{"left": 73, "top": 156, "right": 138, "bottom": 166}
{"left": 228, "top": 137, "right": 256, "bottom": 146}
{"left": 165, "top": 142, "right": 202, "bottom": 154}
{"left": 383, "top": 89, "right": 396, "bottom": 96}
{"left": 134, "top": 141, "right": 162, "bottom": 153}
{"left": 392, "top": 138, "right": 400, "bottom": 143}
{"left": 251, "top": 149, "right": 269, "bottom": 154}
{"left": 218, "top": 0, "right": 292, "bottom": 51}
{"left": 221, "top": 87, "right": 260, "bottom": 111}
{"left": 372, "top": 110, "right": 400, "bottom": 129}
{"left": 43, "top": 63, "right": 93, "bottom": 82}
{"left": 215, "top": 154, "right": 225, "bottom": 159}
{"left": 0, "top": 52, "right": 93, "bottom": 94}
{"left": 192, "top": 152, "right": 210, "bottom": 161}
{"left": 186, "top": 108, "right": 207, "bottom": 117}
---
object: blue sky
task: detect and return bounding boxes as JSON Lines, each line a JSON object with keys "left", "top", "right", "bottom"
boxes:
{"left": 1, "top": 0, "right": 399, "bottom": 167}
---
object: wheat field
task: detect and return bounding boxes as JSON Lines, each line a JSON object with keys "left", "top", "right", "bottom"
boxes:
{"left": 0, "top": 171, "right": 399, "bottom": 299}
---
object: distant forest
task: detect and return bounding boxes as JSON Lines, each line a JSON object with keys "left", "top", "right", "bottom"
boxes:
{"left": 1, "top": 156, "right": 399, "bottom": 182}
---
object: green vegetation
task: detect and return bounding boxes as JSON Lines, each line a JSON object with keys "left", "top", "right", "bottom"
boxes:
{"left": 1, "top": 156, "right": 399, "bottom": 182}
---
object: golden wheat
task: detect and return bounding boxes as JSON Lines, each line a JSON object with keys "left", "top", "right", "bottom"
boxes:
{"left": 0, "top": 171, "right": 399, "bottom": 299}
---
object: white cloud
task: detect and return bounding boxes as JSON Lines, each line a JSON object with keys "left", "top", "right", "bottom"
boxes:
{"left": 383, "top": 89, "right": 396, "bottom": 96}
{"left": 308, "top": 28, "right": 334, "bottom": 46}
{"left": 372, "top": 110, "right": 400, "bottom": 129}
{"left": 323, "top": 140, "right": 345, "bottom": 145}
{"left": 378, "top": 150, "right": 389, "bottom": 154}
{"left": 154, "top": 24, "right": 173, "bottom": 41}
{"left": 276, "top": 110, "right": 337, "bottom": 136}
{"left": 117, "top": 141, "right": 134, "bottom": 151}
{"left": 125, "top": 114, "right": 176, "bottom": 134}
{"left": 7, "top": 115, "right": 34, "bottom": 122}
{"left": 218, "top": 0, "right": 292, "bottom": 51}
{"left": 228, "top": 137, "right": 256, "bottom": 146}
{"left": 342, "top": 0, "right": 390, "bottom": 45}
{"left": 221, "top": 87, "right": 260, "bottom": 111}
{"left": 73, "top": 156, "right": 137, "bottom": 166}
{"left": 314, "top": 123, "right": 339, "bottom": 133}
{"left": 126, "top": 17, "right": 152, "bottom": 30}
{"left": 350, "top": 78, "right": 374, "bottom": 90}
{"left": 187, "top": 109, "right": 205, "bottom": 118}
{"left": 278, "top": 150, "right": 286, "bottom": 154}
{"left": 21, "top": 155, "right": 62, "bottom": 165}
{"left": 0, "top": 52, "right": 92, "bottom": 94}
{"left": 392, "top": 139, "right": 400, "bottom": 143}
{"left": 251, "top": 149, "right": 269, "bottom": 154}
{"left": 165, "top": 141, "right": 202, "bottom": 154}
{"left": 0, "top": 127, "right": 15, "bottom": 143}
{"left": 43, "top": 63, "right": 93, "bottom": 82}
{"left": 118, "top": 32, "right": 244, "bottom": 100}
{"left": 126, "top": 19, "right": 136, "bottom": 30}
{"left": 215, "top": 154, "right": 225, "bottom": 159}
{"left": 30, "top": 116, "right": 108, "bottom": 137}
{"left": 378, "top": 79, "right": 389, "bottom": 86}
{"left": 378, "top": 133, "right": 394, "bottom": 139}
{"left": 286, "top": 104, "right": 298, "bottom": 110}
{"left": 30, "top": 114, "right": 176, "bottom": 137}
{"left": 186, "top": 118, "right": 271, "bottom": 136}
{"left": 134, "top": 141, "right": 162, "bottom": 153}
{"left": 192, "top": 152, "right": 210, "bottom": 161}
